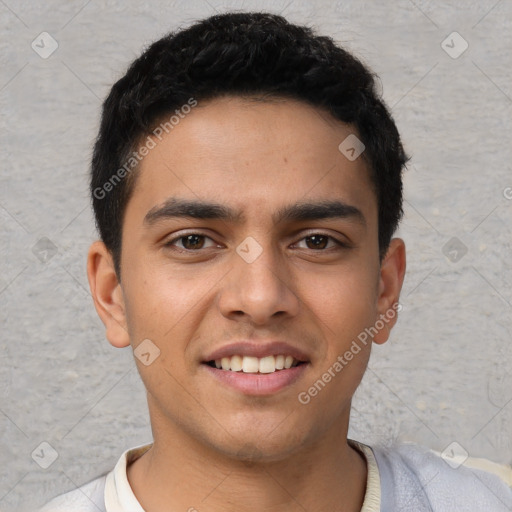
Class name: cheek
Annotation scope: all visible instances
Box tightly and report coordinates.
[122,258,204,338]
[298,262,379,345]
[297,270,376,417]
[121,269,202,403]
[121,261,226,380]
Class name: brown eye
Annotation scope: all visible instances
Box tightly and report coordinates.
[180,234,205,250]
[294,232,350,253]
[165,233,217,251]
[304,235,329,250]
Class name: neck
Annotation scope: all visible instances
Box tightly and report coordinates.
[127,412,367,512]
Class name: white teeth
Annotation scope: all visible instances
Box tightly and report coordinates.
[211,354,302,373]
[259,355,276,374]
[242,356,259,373]
[230,355,243,372]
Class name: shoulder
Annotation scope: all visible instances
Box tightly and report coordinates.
[38,474,107,512]
[37,443,152,512]
[371,441,512,511]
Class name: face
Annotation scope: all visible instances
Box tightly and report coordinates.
[88,96,405,462]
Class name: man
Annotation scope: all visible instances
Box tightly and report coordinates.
[40,11,512,512]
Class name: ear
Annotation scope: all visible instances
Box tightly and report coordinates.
[86,240,130,348]
[373,238,406,345]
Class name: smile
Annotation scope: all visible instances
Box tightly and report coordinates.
[206,354,304,373]
[202,357,309,395]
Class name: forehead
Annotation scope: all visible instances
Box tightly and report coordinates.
[127,96,377,225]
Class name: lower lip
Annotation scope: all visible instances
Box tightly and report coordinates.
[202,363,309,395]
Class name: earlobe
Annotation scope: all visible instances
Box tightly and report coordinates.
[86,240,131,348]
[373,238,406,345]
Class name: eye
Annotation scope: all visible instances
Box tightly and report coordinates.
[294,233,345,250]
[165,233,218,251]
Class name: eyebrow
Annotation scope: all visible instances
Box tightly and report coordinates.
[143,197,366,227]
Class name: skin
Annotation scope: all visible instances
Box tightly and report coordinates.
[87,96,406,512]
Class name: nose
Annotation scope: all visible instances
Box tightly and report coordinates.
[217,239,300,326]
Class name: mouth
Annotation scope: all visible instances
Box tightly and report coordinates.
[203,354,307,374]
[201,342,311,395]
[202,354,310,395]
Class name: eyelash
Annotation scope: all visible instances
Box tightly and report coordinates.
[164,231,348,252]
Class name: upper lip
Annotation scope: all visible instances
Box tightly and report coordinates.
[203,341,310,363]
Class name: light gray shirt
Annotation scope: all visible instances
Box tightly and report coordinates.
[39,440,512,511]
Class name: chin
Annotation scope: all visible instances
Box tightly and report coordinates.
[208,426,310,464]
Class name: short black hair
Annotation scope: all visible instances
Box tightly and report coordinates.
[90,11,408,278]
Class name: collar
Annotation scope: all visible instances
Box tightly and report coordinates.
[104,439,381,512]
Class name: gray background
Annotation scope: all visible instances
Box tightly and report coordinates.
[1,0,511,510]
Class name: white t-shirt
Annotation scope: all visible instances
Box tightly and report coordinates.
[39,440,512,511]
